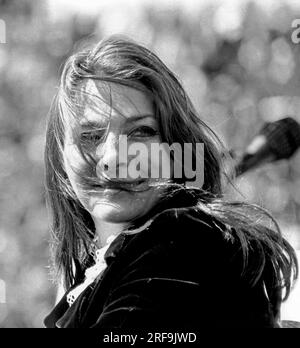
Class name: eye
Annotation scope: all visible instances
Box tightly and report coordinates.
[80,130,105,145]
[129,126,158,138]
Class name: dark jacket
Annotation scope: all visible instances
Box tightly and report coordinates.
[44,208,281,328]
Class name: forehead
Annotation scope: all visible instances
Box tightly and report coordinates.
[76,80,154,126]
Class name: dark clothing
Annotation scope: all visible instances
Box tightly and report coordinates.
[44,208,281,328]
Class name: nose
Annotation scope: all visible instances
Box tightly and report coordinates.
[95,133,128,181]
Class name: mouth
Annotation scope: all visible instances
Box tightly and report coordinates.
[94,177,150,192]
[117,179,151,192]
[119,179,147,188]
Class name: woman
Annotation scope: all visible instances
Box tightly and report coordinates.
[44,35,298,328]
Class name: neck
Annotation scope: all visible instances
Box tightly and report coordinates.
[93,219,130,247]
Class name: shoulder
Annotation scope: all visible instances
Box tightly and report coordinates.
[100,207,278,328]
[123,207,237,262]
[109,207,239,285]
[97,208,229,328]
[113,206,277,297]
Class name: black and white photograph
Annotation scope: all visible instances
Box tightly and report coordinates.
[0,0,300,332]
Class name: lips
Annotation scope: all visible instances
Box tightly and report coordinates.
[118,178,146,187]
[96,174,149,192]
[116,179,149,192]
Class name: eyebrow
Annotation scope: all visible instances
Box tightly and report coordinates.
[126,114,155,122]
[79,114,155,128]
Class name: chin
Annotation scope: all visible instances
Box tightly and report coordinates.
[87,190,156,223]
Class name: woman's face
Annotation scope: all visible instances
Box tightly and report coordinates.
[63,80,172,224]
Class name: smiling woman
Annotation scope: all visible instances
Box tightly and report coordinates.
[62,81,170,239]
[44,35,298,328]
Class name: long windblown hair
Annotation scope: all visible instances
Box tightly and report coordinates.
[44,35,298,300]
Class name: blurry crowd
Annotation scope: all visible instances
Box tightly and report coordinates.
[0,0,300,327]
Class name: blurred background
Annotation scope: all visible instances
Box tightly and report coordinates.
[0,0,300,327]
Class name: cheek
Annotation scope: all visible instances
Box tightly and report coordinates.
[148,144,173,180]
[64,144,79,177]
[63,144,88,197]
